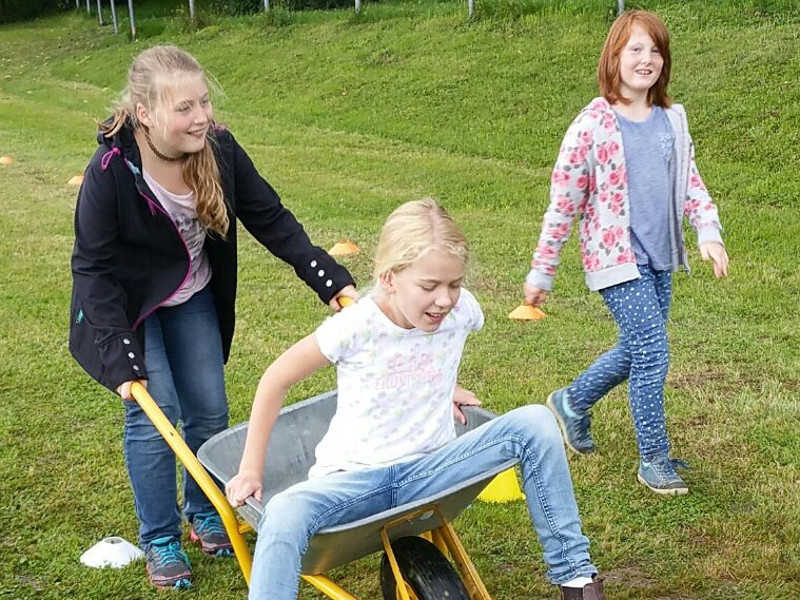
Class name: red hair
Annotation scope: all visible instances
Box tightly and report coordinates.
[597,10,672,107]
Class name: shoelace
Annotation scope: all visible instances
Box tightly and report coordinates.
[149,538,191,570]
[652,457,690,479]
[193,512,226,537]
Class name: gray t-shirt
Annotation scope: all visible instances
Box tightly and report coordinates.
[616,106,675,270]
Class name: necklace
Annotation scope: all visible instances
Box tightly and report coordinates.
[143,128,187,162]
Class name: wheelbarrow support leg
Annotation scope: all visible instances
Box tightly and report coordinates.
[432,519,493,600]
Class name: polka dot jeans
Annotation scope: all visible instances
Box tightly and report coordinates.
[568,264,672,460]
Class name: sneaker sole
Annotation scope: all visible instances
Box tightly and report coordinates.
[150,578,193,590]
[637,473,689,496]
[546,392,594,456]
[147,568,193,590]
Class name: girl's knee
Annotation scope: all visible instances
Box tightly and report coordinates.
[258,492,313,540]
[509,405,561,443]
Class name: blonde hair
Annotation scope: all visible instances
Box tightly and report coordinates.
[373,198,469,283]
[101,45,229,237]
[598,10,672,108]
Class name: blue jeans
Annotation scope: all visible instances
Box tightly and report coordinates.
[568,265,672,460]
[249,405,596,599]
[123,286,229,547]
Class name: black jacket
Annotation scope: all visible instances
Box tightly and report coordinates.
[70,123,355,392]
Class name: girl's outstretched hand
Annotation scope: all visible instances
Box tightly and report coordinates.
[453,384,481,425]
[523,282,549,307]
[699,242,729,278]
[329,285,359,311]
[225,471,263,507]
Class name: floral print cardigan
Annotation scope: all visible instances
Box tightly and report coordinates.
[526,97,724,292]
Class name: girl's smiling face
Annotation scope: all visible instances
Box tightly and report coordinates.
[618,25,664,102]
[140,73,213,157]
[379,248,465,332]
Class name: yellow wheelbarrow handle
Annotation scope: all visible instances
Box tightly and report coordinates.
[130,382,253,585]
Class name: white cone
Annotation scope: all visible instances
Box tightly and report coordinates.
[80,536,144,568]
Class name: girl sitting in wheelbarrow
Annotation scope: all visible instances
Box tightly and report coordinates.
[226,198,607,600]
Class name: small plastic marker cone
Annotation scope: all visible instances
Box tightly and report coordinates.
[68,174,84,186]
[508,304,546,320]
[0,156,14,165]
[478,468,525,503]
[80,536,144,568]
[328,240,360,256]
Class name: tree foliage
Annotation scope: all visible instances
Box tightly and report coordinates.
[0,0,68,24]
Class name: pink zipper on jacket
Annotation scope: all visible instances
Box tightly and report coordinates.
[130,188,194,332]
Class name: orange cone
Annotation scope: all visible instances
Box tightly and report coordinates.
[0,156,14,165]
[508,304,546,320]
[328,240,360,256]
[68,174,84,186]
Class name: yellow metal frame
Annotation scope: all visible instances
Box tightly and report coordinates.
[132,381,494,599]
[378,505,492,600]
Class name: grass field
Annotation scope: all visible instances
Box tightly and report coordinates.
[1,0,799,598]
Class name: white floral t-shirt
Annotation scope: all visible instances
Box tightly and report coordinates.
[310,288,484,478]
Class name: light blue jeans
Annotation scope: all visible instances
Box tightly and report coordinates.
[123,286,229,548]
[568,264,672,460]
[249,405,596,599]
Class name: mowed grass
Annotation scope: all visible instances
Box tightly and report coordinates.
[1,1,799,598]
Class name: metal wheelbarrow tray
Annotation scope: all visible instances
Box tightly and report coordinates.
[132,382,519,600]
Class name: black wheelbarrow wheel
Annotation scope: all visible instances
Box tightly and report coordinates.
[379,536,470,600]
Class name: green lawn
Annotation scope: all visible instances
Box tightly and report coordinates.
[1,1,799,598]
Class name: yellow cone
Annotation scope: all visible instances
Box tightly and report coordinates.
[478,468,525,503]
[508,304,546,320]
[68,174,84,186]
[0,156,14,165]
[328,240,360,256]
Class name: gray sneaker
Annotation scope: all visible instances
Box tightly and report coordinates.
[190,511,234,557]
[637,455,690,496]
[145,536,192,589]
[546,388,595,454]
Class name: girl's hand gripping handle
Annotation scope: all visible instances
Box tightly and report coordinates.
[225,471,263,507]
[328,285,359,312]
[330,288,358,311]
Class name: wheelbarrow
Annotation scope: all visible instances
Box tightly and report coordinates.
[130,383,521,600]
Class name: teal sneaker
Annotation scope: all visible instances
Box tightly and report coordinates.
[145,536,192,590]
[546,388,596,454]
[190,512,234,557]
[637,456,690,496]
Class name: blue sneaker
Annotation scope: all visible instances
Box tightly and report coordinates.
[637,456,690,496]
[145,536,192,590]
[190,512,234,557]
[546,388,595,454]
